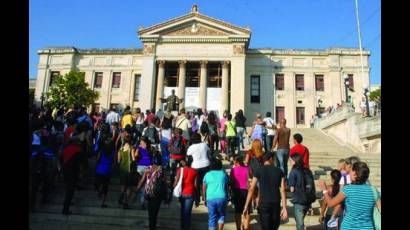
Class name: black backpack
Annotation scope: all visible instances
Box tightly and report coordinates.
[144,126,159,144]
[294,168,316,205]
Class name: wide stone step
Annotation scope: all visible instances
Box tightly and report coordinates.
[37,186,325,210]
[30,212,326,230]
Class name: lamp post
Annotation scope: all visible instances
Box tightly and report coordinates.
[344,74,350,103]
[364,88,370,117]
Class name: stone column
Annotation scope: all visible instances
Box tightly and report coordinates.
[221,61,230,114]
[178,60,187,109]
[139,53,156,111]
[155,60,166,110]
[199,60,208,110]
[128,71,135,109]
[106,71,113,109]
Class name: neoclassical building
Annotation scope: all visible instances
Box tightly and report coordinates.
[34,5,370,128]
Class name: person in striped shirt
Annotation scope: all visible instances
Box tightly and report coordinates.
[319,161,381,230]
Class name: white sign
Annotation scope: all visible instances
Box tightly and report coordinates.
[163,87,222,114]
[207,88,222,115]
[185,87,200,110]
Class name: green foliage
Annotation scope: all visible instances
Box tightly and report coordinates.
[369,87,381,101]
[45,71,99,110]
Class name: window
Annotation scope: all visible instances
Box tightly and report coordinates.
[250,75,260,103]
[112,72,121,88]
[275,74,284,90]
[276,107,285,124]
[164,62,178,87]
[295,74,304,91]
[315,75,324,91]
[49,71,60,86]
[134,74,141,101]
[186,63,200,87]
[207,62,222,88]
[296,107,305,125]
[94,72,103,88]
[348,74,354,90]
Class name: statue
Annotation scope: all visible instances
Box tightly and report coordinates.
[160,89,183,111]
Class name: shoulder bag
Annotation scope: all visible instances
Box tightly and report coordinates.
[173,167,184,197]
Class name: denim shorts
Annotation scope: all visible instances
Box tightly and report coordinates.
[207,198,227,229]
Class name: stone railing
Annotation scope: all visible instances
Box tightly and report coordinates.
[314,104,381,154]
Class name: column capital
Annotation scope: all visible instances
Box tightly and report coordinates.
[178,60,187,67]
[222,60,230,68]
[157,60,166,67]
[200,60,208,67]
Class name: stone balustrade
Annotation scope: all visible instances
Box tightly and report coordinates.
[314,104,381,154]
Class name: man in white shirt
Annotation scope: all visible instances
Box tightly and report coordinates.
[105,108,120,126]
[175,108,192,142]
[263,112,276,153]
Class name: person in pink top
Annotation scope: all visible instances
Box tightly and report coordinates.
[218,110,228,157]
[230,155,251,230]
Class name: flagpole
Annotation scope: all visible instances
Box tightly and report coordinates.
[354,0,367,89]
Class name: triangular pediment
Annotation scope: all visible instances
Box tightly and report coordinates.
[138,8,251,38]
[161,22,230,36]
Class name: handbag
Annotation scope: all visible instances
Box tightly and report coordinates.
[173,167,184,197]
[371,186,381,230]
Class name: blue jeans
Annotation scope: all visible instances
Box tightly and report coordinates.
[276,149,289,180]
[264,135,274,153]
[236,127,245,151]
[179,195,194,230]
[207,198,227,230]
[294,203,309,230]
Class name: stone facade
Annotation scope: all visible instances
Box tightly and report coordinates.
[34,5,370,128]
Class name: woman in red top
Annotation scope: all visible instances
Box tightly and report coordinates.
[173,156,197,230]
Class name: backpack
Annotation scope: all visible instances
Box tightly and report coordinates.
[249,156,262,175]
[168,136,185,155]
[294,168,316,205]
[144,126,159,144]
[144,167,166,200]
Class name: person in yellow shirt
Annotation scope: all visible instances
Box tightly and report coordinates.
[121,110,134,129]
[224,113,237,162]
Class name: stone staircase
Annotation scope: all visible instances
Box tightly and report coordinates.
[29,128,381,230]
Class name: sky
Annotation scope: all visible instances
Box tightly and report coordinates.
[29,0,381,85]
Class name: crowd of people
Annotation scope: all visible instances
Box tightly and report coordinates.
[29,105,380,230]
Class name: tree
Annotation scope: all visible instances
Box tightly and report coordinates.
[45,71,99,110]
[369,87,381,101]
